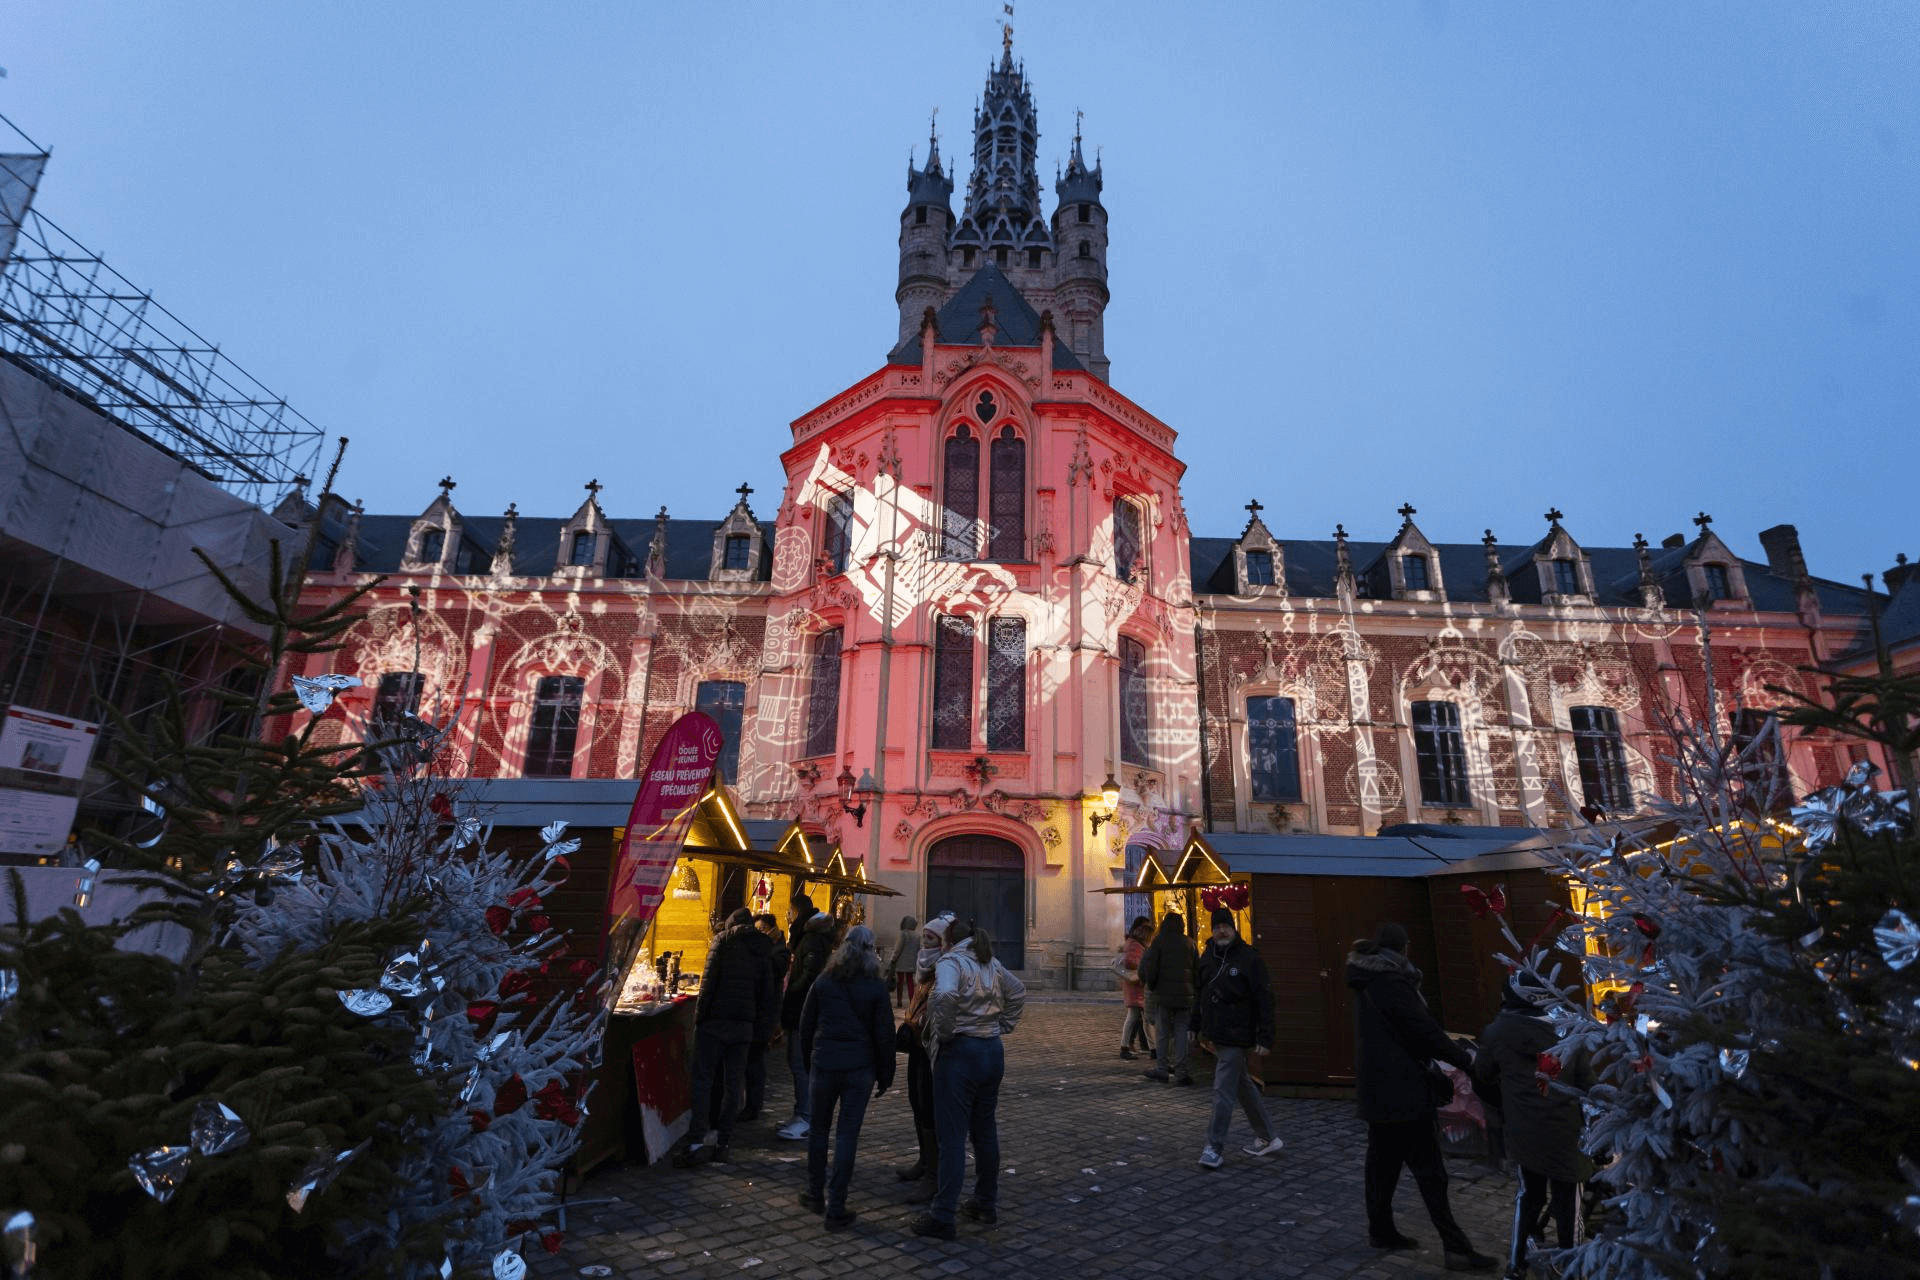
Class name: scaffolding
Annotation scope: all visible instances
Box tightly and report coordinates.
[1,123,323,506]
[0,113,326,860]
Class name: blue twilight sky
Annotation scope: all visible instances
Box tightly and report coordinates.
[4,2,1915,585]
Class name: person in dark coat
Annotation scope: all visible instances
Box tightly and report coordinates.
[1192,907,1284,1167]
[1347,921,1497,1272]
[738,912,788,1121]
[673,909,777,1166]
[797,925,896,1228]
[893,913,952,1201]
[1474,973,1595,1276]
[777,904,838,1140]
[1137,911,1198,1085]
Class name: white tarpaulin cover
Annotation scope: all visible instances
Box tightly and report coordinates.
[0,152,45,266]
[0,865,191,960]
[0,356,290,635]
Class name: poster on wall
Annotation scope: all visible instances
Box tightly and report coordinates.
[0,707,100,856]
[603,711,724,976]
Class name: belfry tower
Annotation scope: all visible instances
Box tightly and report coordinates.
[893,39,1111,379]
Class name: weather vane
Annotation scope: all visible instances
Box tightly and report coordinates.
[1002,1,1014,56]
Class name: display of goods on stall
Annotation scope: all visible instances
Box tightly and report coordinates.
[1200,883,1251,912]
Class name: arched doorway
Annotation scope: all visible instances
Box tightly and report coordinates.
[925,835,1026,970]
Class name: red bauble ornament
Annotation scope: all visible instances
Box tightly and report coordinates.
[494,1073,528,1117]
[484,905,512,935]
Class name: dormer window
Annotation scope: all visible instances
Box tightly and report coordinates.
[1402,554,1430,592]
[1552,559,1580,595]
[570,530,595,567]
[418,528,444,565]
[1244,550,1275,586]
[724,535,753,572]
[1704,564,1732,600]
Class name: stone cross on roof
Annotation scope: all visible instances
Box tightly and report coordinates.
[1544,507,1564,526]
[584,478,603,499]
[437,476,456,499]
[736,482,754,502]
[1396,503,1416,523]
[1246,498,1263,518]
[1693,511,1714,530]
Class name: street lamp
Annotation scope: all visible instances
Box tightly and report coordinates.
[838,766,876,828]
[1088,773,1122,836]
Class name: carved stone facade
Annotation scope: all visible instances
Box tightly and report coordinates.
[286,41,1891,987]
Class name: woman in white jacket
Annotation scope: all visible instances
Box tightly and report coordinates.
[910,918,1025,1241]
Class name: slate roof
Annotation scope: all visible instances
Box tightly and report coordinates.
[1198,831,1529,879]
[335,514,772,582]
[886,262,1086,371]
[1190,533,1878,617]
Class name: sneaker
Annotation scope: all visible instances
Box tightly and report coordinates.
[1444,1250,1499,1273]
[1119,1048,1137,1060]
[1369,1231,1420,1250]
[776,1117,810,1141]
[1141,1069,1170,1083]
[910,1213,957,1240]
[1242,1136,1285,1157]
[823,1209,857,1230]
[1175,1074,1196,1087]
[961,1199,997,1225]
[798,1191,823,1213]
[1197,1145,1224,1169]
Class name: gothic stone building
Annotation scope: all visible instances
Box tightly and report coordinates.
[287,47,1891,985]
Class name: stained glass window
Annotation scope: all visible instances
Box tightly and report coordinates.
[821,490,853,576]
[1113,498,1142,583]
[986,616,1026,752]
[1119,635,1148,766]
[932,615,975,750]
[803,629,841,758]
[524,675,585,777]
[696,680,747,783]
[987,426,1025,561]
[1247,696,1301,802]
[1244,549,1274,587]
[975,390,997,423]
[1412,700,1471,807]
[941,426,979,560]
[1571,705,1631,812]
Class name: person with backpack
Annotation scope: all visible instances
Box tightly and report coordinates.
[1347,921,1497,1272]
[1138,911,1198,1086]
[778,898,838,1140]
[911,918,1025,1241]
[1474,972,1595,1278]
[796,925,896,1229]
[1192,907,1285,1168]
[672,909,777,1166]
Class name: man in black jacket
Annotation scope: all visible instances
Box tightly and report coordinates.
[1193,907,1284,1168]
[676,908,777,1166]
[1347,921,1496,1272]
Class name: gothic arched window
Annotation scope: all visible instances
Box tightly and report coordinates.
[1113,497,1144,583]
[1119,635,1148,766]
[931,614,975,750]
[821,489,853,576]
[803,628,842,758]
[987,426,1025,561]
[940,425,979,561]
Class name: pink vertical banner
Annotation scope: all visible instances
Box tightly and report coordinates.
[605,712,724,945]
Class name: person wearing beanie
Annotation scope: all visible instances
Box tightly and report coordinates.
[1347,921,1495,1271]
[1474,972,1595,1277]
[1192,906,1283,1169]
[673,908,777,1166]
[1138,911,1199,1085]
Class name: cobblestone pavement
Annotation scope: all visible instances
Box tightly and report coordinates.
[536,1001,1516,1280]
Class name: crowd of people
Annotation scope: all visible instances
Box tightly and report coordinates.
[672,899,1588,1277]
[671,897,1025,1238]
